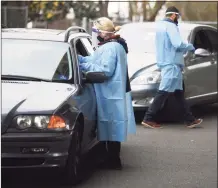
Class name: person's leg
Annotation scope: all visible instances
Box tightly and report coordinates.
[96,141,108,166]
[174,90,203,128]
[97,141,122,170]
[142,90,170,128]
[106,141,122,170]
[174,90,195,122]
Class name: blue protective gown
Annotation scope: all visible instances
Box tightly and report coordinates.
[79,42,136,142]
[156,19,195,92]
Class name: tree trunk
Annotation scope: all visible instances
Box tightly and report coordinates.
[129,2,133,21]
[142,1,147,21]
[148,1,166,21]
[99,0,109,17]
[129,1,138,22]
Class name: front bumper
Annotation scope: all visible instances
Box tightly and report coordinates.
[131,83,159,110]
[1,131,73,169]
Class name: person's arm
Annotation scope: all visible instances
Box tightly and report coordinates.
[167,24,195,52]
[79,48,116,78]
[78,54,94,64]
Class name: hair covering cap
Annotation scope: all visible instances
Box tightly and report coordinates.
[165,6,180,15]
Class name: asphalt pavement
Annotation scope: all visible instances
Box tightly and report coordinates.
[2,104,217,188]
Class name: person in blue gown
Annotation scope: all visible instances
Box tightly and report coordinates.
[78,17,136,169]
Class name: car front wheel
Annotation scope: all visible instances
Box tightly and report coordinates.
[63,122,82,185]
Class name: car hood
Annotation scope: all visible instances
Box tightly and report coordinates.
[127,52,158,78]
[2,81,77,119]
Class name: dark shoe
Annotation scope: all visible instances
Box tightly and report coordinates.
[98,157,122,170]
[187,118,203,128]
[109,157,122,170]
[141,121,162,129]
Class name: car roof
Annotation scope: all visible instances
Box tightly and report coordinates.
[1,28,90,42]
[121,22,216,31]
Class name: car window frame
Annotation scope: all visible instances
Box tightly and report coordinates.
[187,26,214,66]
[67,35,81,85]
[70,36,91,86]
[203,27,218,54]
[51,46,75,83]
[190,26,213,51]
[79,37,94,55]
[74,38,90,56]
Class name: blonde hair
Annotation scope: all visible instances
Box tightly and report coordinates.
[94,17,121,33]
[114,25,121,33]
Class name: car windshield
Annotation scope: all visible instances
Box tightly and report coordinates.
[119,24,192,53]
[2,39,73,82]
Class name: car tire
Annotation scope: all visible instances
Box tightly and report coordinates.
[63,122,82,185]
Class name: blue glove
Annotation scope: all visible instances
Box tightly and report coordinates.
[79,64,85,71]
[78,55,84,63]
[191,49,195,53]
[189,44,195,53]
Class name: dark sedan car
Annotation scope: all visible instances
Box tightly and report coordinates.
[1,27,106,185]
[118,22,217,111]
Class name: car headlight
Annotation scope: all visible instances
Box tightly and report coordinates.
[15,115,67,130]
[131,71,161,85]
[17,116,32,129]
[34,116,50,129]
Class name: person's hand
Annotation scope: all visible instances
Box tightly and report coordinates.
[190,49,195,53]
[189,44,195,53]
[79,64,84,70]
[180,64,184,72]
[78,55,84,63]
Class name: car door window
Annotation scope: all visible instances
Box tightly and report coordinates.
[74,38,89,57]
[52,47,73,81]
[193,30,212,52]
[204,29,218,53]
[80,38,94,55]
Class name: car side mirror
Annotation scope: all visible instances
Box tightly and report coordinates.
[194,48,210,57]
[83,71,108,83]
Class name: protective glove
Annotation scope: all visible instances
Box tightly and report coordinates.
[79,64,84,71]
[189,44,195,53]
[78,55,84,63]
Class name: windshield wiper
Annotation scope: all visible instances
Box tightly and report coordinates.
[1,75,51,82]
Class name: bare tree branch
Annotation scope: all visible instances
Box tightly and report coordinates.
[147,1,166,21]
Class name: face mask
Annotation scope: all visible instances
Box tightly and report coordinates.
[91,26,114,49]
[174,14,180,25]
[97,36,104,42]
[174,17,178,25]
